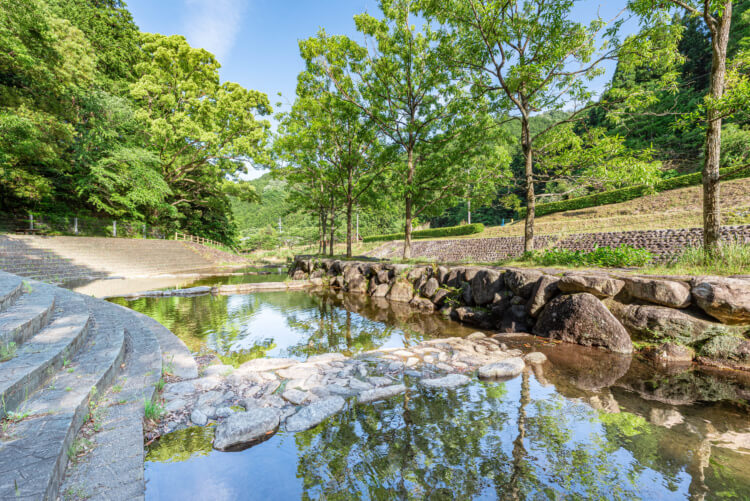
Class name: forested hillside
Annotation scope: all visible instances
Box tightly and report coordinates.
[0,0,270,244]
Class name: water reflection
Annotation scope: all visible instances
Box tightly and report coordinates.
[145,369,750,500]
[110,291,478,365]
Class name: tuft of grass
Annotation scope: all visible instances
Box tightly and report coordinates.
[648,242,750,276]
[0,342,17,362]
[144,398,164,421]
[155,378,165,393]
[520,245,654,268]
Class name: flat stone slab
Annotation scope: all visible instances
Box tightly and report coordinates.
[240,358,298,372]
[213,407,281,451]
[285,396,346,432]
[478,358,525,379]
[357,384,407,404]
[419,374,471,389]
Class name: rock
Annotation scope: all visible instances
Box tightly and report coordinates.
[307,353,348,364]
[419,374,471,389]
[437,266,450,284]
[213,407,281,451]
[505,269,544,298]
[282,388,311,405]
[421,277,440,298]
[699,335,750,370]
[461,283,473,305]
[163,381,196,397]
[372,283,391,297]
[347,273,369,294]
[190,408,208,426]
[164,399,187,413]
[623,277,691,308]
[526,275,560,317]
[240,358,297,372]
[202,364,234,377]
[610,302,728,345]
[277,364,320,380]
[285,396,346,432]
[558,273,625,298]
[646,343,694,363]
[500,305,530,333]
[411,296,435,311]
[348,378,374,391]
[692,276,750,325]
[452,306,493,329]
[478,358,525,379]
[471,269,504,306]
[534,293,633,354]
[388,361,405,372]
[191,376,223,392]
[197,390,225,407]
[292,270,307,280]
[326,384,358,397]
[523,352,547,364]
[215,407,233,418]
[467,332,486,340]
[358,384,407,404]
[368,376,393,387]
[388,279,415,303]
[444,268,466,288]
[432,289,452,307]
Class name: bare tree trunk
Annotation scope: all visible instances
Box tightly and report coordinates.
[702,2,733,255]
[329,200,336,257]
[321,210,327,256]
[346,167,354,258]
[403,148,415,259]
[522,117,535,253]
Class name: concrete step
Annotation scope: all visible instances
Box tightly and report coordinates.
[0,293,126,500]
[0,274,22,313]
[60,302,163,501]
[0,290,91,421]
[0,283,56,348]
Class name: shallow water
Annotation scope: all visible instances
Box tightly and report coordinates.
[110,289,750,500]
[110,290,475,366]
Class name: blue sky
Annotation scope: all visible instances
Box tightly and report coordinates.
[125,0,636,178]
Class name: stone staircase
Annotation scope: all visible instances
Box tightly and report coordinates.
[0,271,197,500]
[0,235,247,285]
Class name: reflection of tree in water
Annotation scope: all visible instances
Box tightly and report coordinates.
[146,426,215,463]
[283,294,399,358]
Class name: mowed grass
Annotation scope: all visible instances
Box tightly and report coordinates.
[462,177,750,239]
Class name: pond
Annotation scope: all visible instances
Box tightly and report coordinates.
[110,289,750,500]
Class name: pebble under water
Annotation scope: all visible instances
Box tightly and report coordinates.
[112,289,750,500]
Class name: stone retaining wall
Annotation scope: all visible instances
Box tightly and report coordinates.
[290,256,750,371]
[367,225,750,263]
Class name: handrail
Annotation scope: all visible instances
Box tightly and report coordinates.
[174,232,236,253]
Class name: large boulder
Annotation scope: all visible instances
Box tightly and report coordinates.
[558,273,625,298]
[609,302,729,345]
[500,305,530,333]
[444,268,466,288]
[471,269,504,306]
[452,306,493,329]
[526,275,560,317]
[504,269,544,298]
[387,279,415,303]
[375,269,391,284]
[692,276,750,325]
[622,277,691,308]
[213,407,281,451]
[372,283,391,297]
[410,297,435,312]
[534,293,633,354]
[346,272,368,295]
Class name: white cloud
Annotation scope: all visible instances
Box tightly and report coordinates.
[183,0,247,61]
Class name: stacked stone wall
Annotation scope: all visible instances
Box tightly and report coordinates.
[367,225,750,263]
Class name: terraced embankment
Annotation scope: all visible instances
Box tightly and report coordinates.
[0,235,248,285]
[0,271,197,500]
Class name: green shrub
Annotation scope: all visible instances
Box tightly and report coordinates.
[525,245,653,268]
[363,223,485,243]
[518,167,749,219]
[656,242,750,276]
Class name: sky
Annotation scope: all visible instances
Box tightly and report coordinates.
[125,0,638,178]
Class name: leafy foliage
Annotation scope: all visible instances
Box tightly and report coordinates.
[524,245,654,267]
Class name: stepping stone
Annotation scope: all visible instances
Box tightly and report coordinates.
[478,358,525,379]
[357,384,407,404]
[420,374,471,389]
[213,408,281,451]
[285,397,346,432]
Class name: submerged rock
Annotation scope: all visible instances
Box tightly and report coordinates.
[478,358,525,379]
[285,396,346,432]
[213,407,281,451]
[523,352,547,365]
[419,374,471,389]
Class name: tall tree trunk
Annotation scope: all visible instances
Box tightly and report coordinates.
[403,147,415,259]
[346,167,354,258]
[321,210,327,256]
[702,2,733,255]
[522,117,535,253]
[329,200,336,257]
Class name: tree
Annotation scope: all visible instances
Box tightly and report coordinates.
[422,0,665,252]
[130,33,272,243]
[300,0,508,259]
[629,0,737,253]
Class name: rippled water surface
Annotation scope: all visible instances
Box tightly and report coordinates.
[110,289,750,500]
